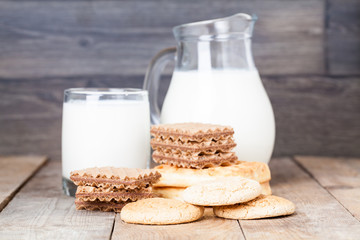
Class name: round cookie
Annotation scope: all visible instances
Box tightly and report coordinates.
[213,195,296,219]
[120,198,204,225]
[182,177,261,206]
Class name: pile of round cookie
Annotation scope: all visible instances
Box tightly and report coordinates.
[120,123,295,225]
[121,176,295,225]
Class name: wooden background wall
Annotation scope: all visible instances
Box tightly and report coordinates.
[0,0,359,161]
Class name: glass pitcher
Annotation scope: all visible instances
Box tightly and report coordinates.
[143,13,275,163]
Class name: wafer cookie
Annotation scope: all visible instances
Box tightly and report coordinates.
[75,186,157,202]
[70,167,161,189]
[151,139,236,152]
[152,151,237,169]
[150,123,234,142]
[75,199,127,213]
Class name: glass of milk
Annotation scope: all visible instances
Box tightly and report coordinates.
[62,88,150,196]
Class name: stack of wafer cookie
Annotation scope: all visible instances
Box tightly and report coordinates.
[150,123,272,200]
[70,167,161,212]
[151,123,238,168]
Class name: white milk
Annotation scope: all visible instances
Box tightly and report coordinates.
[160,70,275,163]
[62,99,150,179]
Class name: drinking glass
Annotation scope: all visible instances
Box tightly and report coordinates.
[62,88,150,196]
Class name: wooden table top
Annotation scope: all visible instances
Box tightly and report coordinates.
[0,156,359,239]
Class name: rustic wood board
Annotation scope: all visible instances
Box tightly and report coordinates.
[0,155,47,211]
[295,156,360,221]
[327,0,360,74]
[0,161,115,239]
[113,208,244,240]
[1,157,360,239]
[1,76,359,161]
[262,76,360,157]
[328,188,360,221]
[0,0,324,78]
[238,158,360,239]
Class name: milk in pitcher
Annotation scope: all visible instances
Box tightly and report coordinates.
[160,69,275,163]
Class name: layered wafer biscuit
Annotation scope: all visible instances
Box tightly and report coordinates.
[153,161,271,187]
[71,167,161,213]
[152,151,237,169]
[150,123,238,168]
[75,199,127,213]
[150,123,235,142]
[150,139,236,153]
[70,167,161,189]
[75,186,157,202]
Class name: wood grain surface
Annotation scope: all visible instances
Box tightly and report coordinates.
[1,157,360,239]
[1,75,359,161]
[327,0,360,74]
[295,156,360,221]
[113,208,244,240]
[0,0,359,159]
[0,161,115,240]
[0,0,324,78]
[0,155,47,211]
[239,158,360,239]
[0,157,359,239]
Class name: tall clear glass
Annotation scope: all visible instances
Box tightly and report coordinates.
[62,88,150,196]
[144,13,275,164]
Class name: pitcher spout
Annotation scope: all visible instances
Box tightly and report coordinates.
[173,13,257,41]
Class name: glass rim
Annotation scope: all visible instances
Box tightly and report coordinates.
[64,88,148,96]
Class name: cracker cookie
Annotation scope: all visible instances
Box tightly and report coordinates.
[153,161,271,188]
[213,195,295,219]
[153,181,271,200]
[121,198,204,225]
[183,177,261,206]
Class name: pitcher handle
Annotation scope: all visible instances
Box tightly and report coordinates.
[143,47,176,125]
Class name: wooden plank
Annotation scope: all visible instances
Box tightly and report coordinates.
[327,0,360,75]
[0,0,324,78]
[1,75,359,160]
[294,156,360,188]
[239,158,360,239]
[0,76,144,161]
[295,156,360,221]
[112,207,244,240]
[328,188,360,221]
[0,155,47,211]
[263,76,360,157]
[0,161,115,239]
